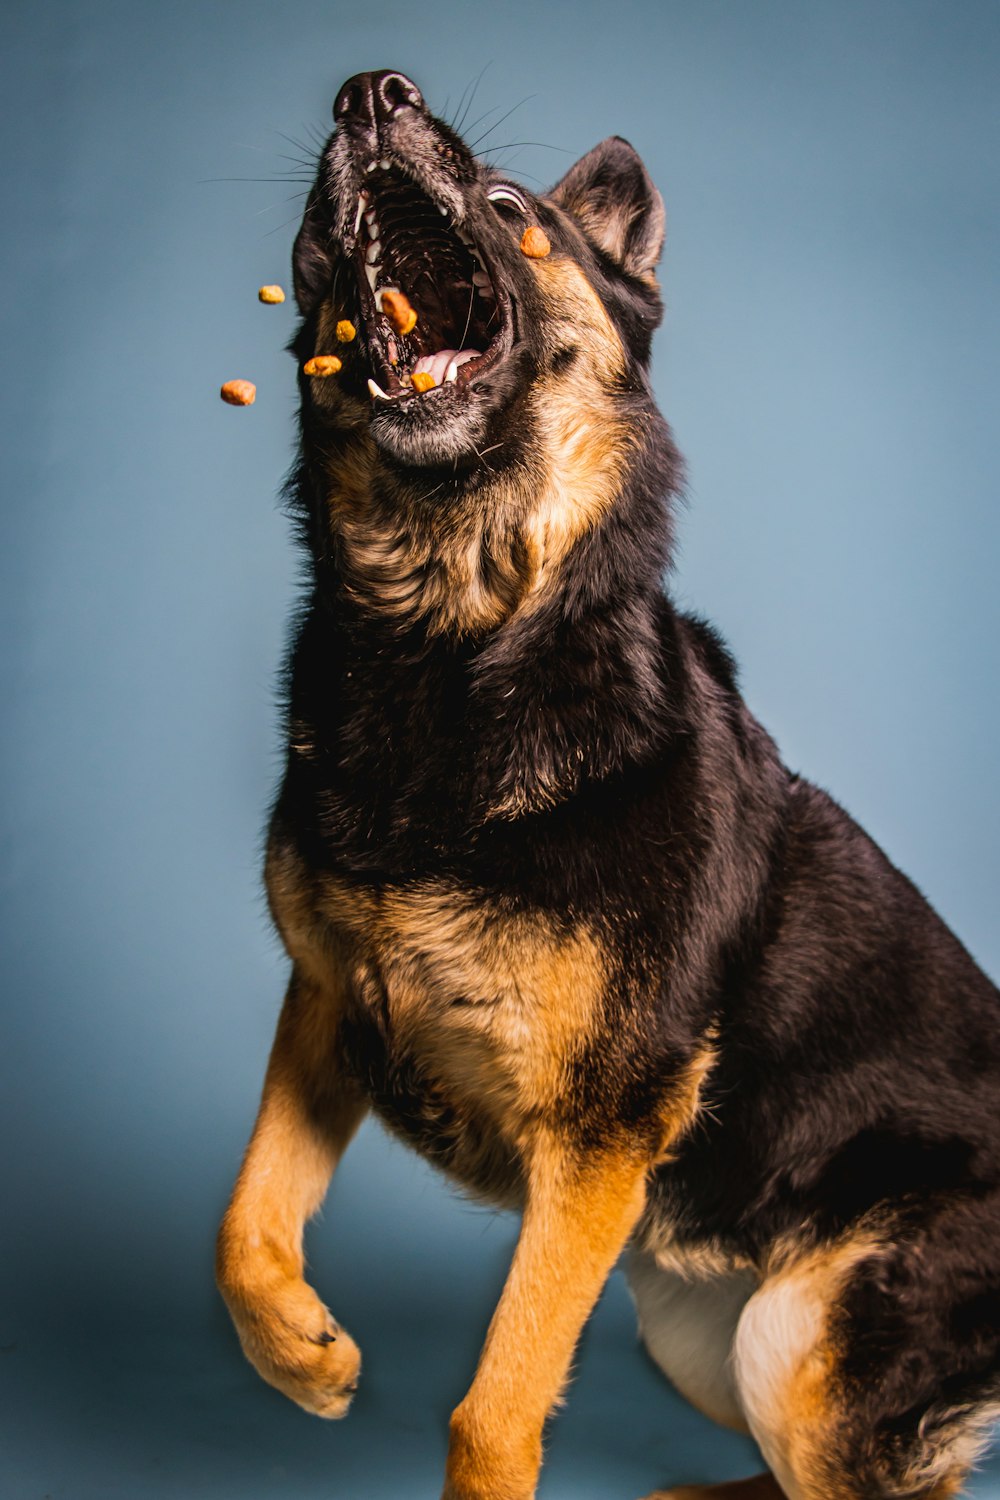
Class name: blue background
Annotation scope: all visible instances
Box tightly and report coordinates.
[2,1,998,1495]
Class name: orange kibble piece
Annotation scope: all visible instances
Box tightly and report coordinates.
[380,289,418,337]
[303,355,342,377]
[220,379,256,406]
[335,319,356,342]
[258,284,285,303]
[411,371,435,393]
[520,225,551,259]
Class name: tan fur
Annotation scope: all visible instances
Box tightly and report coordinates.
[216,966,367,1417]
[314,251,634,640]
[642,1478,783,1500]
[443,1134,652,1500]
[268,843,607,1148]
[729,1230,969,1500]
[255,840,729,1491]
[641,1477,962,1500]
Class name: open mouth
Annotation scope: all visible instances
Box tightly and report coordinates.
[345,163,515,404]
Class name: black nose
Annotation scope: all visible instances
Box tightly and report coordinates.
[334,70,424,133]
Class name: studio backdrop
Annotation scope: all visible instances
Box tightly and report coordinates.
[1,2,998,1496]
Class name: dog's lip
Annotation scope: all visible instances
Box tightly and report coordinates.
[336,159,516,410]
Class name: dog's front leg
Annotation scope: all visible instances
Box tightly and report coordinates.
[216,964,367,1417]
[443,1134,650,1500]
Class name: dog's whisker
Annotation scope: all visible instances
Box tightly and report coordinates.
[452,61,492,134]
[252,189,311,219]
[467,96,535,152]
[477,141,572,155]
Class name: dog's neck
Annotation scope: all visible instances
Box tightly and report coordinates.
[284,415,687,857]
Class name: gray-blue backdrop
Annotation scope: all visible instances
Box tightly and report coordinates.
[2,1,998,1496]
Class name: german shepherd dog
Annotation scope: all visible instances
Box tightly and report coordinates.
[217,70,1000,1499]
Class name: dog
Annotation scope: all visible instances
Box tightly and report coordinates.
[216,69,1000,1500]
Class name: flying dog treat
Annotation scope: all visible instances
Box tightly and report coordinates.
[220,379,256,406]
[258,284,285,304]
[335,319,356,342]
[380,289,418,337]
[303,355,342,377]
[520,226,551,259]
[410,371,435,393]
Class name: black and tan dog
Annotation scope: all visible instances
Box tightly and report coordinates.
[216,70,1000,1499]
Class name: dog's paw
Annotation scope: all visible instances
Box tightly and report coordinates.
[222,1270,361,1418]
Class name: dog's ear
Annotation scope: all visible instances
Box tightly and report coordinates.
[550,136,665,280]
[292,194,334,314]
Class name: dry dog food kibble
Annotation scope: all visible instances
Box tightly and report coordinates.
[410,371,435,393]
[220,379,256,406]
[335,319,356,343]
[520,226,551,259]
[380,290,418,337]
[258,285,286,304]
[303,355,342,377]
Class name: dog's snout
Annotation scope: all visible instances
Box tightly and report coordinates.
[333,70,424,135]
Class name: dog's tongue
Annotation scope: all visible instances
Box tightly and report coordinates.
[412,348,480,386]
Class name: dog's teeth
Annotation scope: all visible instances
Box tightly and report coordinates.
[365,241,380,265]
[354,195,365,235]
[379,157,390,170]
[365,160,377,173]
[367,378,391,401]
[374,286,399,312]
[365,263,379,292]
[444,360,459,383]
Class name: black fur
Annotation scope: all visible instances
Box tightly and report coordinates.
[270,73,1000,1496]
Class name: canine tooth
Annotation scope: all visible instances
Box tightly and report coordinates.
[379,157,390,170]
[367,378,391,401]
[354,195,365,235]
[365,160,377,173]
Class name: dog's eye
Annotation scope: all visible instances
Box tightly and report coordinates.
[487,184,528,216]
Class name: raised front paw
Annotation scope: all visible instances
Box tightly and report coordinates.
[219,1265,361,1419]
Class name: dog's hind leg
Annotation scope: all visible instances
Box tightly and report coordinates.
[728,1213,993,1500]
[216,964,368,1417]
[442,1133,651,1500]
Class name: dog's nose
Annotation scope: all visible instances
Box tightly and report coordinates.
[334,71,424,135]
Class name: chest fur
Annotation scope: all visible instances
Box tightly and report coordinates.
[269,846,606,1152]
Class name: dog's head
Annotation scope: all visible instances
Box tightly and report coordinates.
[291,70,677,633]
